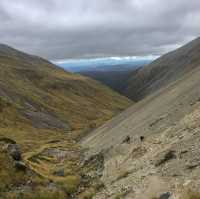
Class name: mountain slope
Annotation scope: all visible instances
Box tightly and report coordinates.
[126,37,200,101]
[82,38,200,198]
[79,69,136,95]
[0,44,132,136]
[0,44,132,198]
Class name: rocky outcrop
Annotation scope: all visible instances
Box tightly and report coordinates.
[83,152,105,179]
[0,138,29,172]
[6,143,22,161]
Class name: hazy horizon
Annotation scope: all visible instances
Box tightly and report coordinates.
[54,55,156,72]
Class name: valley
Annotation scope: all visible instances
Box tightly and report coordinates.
[1,1,199,199]
[0,38,200,199]
[0,44,132,198]
[79,70,135,96]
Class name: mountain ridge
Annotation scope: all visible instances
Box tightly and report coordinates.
[125,37,200,101]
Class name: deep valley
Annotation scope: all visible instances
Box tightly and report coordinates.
[1,37,200,199]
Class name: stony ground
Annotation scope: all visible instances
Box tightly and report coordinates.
[82,65,200,198]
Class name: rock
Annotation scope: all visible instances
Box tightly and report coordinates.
[53,168,65,177]
[186,162,200,170]
[83,152,104,178]
[7,144,22,161]
[190,102,195,106]
[122,136,131,144]
[179,150,188,158]
[155,150,176,166]
[14,161,27,171]
[158,192,172,199]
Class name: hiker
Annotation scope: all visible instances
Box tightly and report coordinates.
[140,136,144,142]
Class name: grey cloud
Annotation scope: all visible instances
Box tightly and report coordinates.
[0,0,199,59]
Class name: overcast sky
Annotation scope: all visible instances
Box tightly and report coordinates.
[0,0,200,59]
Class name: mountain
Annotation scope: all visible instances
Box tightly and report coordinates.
[55,57,152,72]
[125,37,200,101]
[56,57,154,99]
[82,37,200,198]
[78,38,200,101]
[0,44,132,135]
[80,69,137,95]
[0,44,132,198]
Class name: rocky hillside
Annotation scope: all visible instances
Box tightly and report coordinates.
[0,44,132,198]
[125,37,200,101]
[82,37,200,198]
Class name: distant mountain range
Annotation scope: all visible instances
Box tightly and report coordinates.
[54,56,155,72]
[55,56,155,97]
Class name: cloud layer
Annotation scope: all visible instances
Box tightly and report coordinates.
[0,0,200,59]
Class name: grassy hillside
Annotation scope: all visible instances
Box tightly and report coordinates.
[79,70,136,97]
[0,44,132,198]
[0,44,132,134]
[125,37,200,101]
